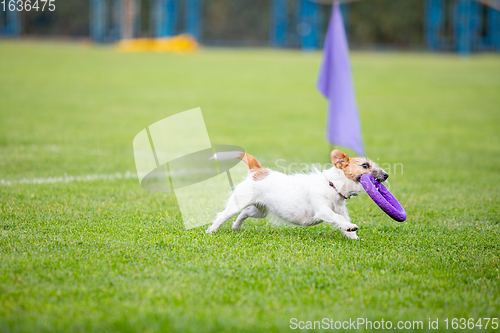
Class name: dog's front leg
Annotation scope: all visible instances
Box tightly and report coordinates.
[340,229,359,240]
[313,207,358,233]
[336,205,359,240]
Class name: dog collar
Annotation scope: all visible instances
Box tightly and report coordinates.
[329,181,348,200]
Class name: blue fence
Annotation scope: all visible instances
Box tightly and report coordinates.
[271,0,288,47]
[90,0,122,42]
[297,0,319,50]
[84,0,500,53]
[424,0,500,54]
[0,6,20,37]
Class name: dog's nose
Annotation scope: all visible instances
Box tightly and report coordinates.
[382,172,389,181]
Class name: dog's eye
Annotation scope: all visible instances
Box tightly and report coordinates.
[361,163,370,169]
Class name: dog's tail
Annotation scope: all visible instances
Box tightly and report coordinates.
[209,151,262,170]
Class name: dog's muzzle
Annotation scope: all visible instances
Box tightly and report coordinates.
[376,172,389,182]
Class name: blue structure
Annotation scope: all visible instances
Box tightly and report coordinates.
[86,0,497,53]
[455,0,473,54]
[90,0,122,42]
[185,0,202,39]
[425,0,500,54]
[153,0,202,38]
[271,0,288,47]
[88,0,337,49]
[270,1,349,50]
[424,0,444,50]
[154,0,177,37]
[0,6,20,37]
[489,5,500,50]
[297,0,319,50]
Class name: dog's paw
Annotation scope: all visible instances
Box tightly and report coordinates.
[343,223,358,232]
[206,225,218,234]
[342,231,359,240]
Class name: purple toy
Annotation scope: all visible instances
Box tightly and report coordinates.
[360,174,407,222]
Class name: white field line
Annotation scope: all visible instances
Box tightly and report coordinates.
[0,168,229,186]
[0,171,138,186]
[0,159,273,187]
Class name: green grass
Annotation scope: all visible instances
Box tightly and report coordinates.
[1,41,499,332]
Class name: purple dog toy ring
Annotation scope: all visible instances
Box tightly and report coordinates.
[360,174,407,222]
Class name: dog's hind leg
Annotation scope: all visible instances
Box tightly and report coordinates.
[206,181,256,234]
[232,205,267,231]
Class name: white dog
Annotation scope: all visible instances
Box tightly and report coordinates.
[206,149,388,240]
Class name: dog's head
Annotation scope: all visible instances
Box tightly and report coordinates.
[330,149,388,183]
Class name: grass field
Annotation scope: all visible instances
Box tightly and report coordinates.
[1,41,499,332]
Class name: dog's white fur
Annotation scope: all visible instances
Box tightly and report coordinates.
[206,150,388,240]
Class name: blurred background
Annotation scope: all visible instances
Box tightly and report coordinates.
[1,0,499,53]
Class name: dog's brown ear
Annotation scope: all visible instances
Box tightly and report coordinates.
[330,149,350,169]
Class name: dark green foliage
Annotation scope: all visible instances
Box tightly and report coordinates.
[22,0,89,36]
[349,0,424,47]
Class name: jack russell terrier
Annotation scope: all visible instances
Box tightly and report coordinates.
[206,149,388,240]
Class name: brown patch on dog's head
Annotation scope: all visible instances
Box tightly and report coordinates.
[331,150,389,182]
[330,150,350,169]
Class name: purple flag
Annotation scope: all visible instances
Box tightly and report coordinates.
[317,3,365,156]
